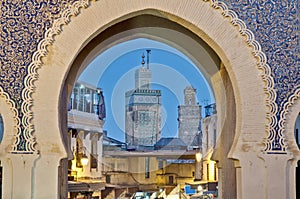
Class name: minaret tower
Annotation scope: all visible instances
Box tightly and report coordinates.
[178,86,202,146]
[125,50,162,147]
[135,53,151,90]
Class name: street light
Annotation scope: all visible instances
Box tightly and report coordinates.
[195,152,202,162]
[81,153,89,166]
[80,146,89,166]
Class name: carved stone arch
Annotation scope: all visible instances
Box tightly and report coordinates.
[31,0,268,197]
[284,88,300,157]
[33,0,267,157]
[0,89,19,155]
[281,88,300,199]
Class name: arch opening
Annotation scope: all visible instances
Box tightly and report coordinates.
[30,1,267,198]
[63,14,236,198]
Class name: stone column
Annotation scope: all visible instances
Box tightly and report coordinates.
[2,156,12,199]
[217,167,223,199]
[33,154,63,199]
[238,154,266,199]
[59,158,69,199]
[260,153,293,199]
[287,159,297,199]
[6,154,38,199]
[235,161,242,199]
[236,152,295,199]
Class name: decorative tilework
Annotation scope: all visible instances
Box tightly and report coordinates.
[0,0,298,154]
[208,0,280,153]
[0,0,77,152]
[223,0,299,152]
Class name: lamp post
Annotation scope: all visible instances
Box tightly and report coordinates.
[79,146,89,170]
[80,153,89,166]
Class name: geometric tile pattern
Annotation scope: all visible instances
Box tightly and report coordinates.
[226,0,299,153]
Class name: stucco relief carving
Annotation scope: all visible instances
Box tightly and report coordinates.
[279,88,300,148]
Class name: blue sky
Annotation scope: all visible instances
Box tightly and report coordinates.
[79,38,214,142]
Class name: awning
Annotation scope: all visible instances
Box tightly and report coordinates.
[186,181,208,186]
[68,181,105,192]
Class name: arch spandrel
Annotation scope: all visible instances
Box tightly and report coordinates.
[31,0,267,158]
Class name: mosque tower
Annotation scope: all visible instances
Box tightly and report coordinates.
[178,86,202,146]
[125,50,162,147]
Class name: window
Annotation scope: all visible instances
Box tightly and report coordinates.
[73,87,79,110]
[158,159,164,170]
[207,163,209,181]
[106,175,111,183]
[92,91,97,113]
[85,89,91,113]
[214,163,217,181]
[78,86,85,111]
[75,139,84,168]
[91,137,98,170]
[169,176,174,185]
[145,157,150,178]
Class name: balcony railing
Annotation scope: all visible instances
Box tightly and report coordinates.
[204,103,216,117]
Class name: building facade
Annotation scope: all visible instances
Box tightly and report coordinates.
[125,53,162,147]
[178,86,202,147]
[200,105,218,194]
[103,143,197,198]
[67,81,106,199]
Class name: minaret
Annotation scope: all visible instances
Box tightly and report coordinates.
[125,50,162,147]
[146,49,151,69]
[178,86,202,146]
[135,53,152,90]
[184,86,197,105]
